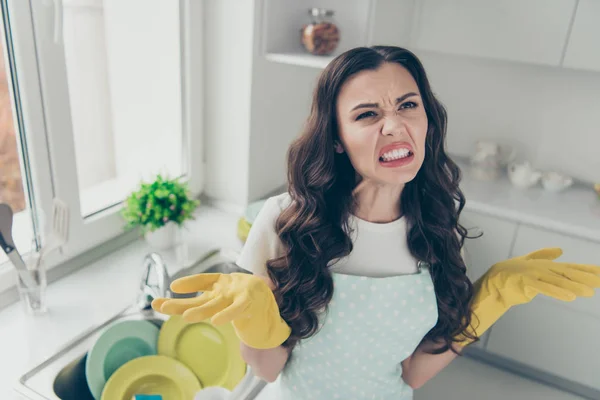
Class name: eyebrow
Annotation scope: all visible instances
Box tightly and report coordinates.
[350,92,419,112]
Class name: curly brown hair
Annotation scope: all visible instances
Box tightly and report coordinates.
[266,46,479,354]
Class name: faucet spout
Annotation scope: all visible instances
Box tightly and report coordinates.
[137,252,170,310]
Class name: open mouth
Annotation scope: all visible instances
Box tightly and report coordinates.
[379,148,414,166]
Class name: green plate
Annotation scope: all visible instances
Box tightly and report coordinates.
[101,355,201,400]
[158,315,246,390]
[85,320,159,399]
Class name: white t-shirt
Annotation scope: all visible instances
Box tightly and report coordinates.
[236,192,420,278]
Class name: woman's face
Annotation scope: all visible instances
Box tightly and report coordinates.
[336,62,428,187]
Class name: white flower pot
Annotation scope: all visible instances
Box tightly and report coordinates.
[144,221,179,250]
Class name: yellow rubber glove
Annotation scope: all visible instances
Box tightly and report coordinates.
[457,248,600,346]
[151,273,291,350]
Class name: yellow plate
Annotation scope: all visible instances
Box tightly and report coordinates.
[158,315,246,390]
[100,355,201,400]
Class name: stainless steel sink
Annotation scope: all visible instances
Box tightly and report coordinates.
[14,248,267,400]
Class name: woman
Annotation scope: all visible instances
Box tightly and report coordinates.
[153,46,600,399]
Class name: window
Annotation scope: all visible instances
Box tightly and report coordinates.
[0,0,203,291]
[0,41,25,215]
[0,28,35,272]
[62,0,187,217]
[0,2,48,296]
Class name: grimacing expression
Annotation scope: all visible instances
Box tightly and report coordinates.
[336,62,428,186]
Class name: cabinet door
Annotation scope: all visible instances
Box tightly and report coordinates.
[563,0,600,72]
[510,225,600,319]
[486,225,600,389]
[411,0,576,66]
[459,210,518,283]
[486,296,600,390]
[459,210,518,349]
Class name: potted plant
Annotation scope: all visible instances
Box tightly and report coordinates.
[122,175,200,249]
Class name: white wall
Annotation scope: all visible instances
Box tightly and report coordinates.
[202,0,255,208]
[415,50,600,183]
[247,58,320,201]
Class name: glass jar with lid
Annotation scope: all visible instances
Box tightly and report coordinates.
[301,8,340,56]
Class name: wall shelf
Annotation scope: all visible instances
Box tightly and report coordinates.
[262,0,374,67]
[264,52,333,69]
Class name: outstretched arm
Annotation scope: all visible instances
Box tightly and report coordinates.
[403,248,600,390]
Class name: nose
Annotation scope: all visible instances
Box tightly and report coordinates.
[380,114,405,137]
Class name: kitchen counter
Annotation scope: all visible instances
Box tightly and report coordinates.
[0,204,244,399]
[455,157,600,243]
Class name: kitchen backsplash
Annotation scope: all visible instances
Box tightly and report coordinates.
[417,50,600,184]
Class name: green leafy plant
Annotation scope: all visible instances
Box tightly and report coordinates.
[121,175,200,233]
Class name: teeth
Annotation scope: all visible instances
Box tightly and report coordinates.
[381,149,411,161]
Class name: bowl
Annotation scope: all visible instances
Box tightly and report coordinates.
[541,172,573,192]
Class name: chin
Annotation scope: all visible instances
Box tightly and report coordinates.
[392,172,419,185]
[377,161,423,185]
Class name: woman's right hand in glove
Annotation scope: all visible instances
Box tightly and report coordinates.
[151,272,291,350]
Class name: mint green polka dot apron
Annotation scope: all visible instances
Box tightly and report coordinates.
[271,263,438,400]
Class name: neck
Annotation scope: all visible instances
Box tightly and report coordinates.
[352,178,404,223]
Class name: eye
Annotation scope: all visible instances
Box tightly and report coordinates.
[356,111,377,121]
[399,101,418,110]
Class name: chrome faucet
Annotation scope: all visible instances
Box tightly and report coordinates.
[137,252,170,310]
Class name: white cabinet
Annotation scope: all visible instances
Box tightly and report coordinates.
[459,210,518,349]
[562,0,600,72]
[486,296,600,390]
[410,0,576,66]
[460,210,518,283]
[486,225,600,390]
[509,225,600,319]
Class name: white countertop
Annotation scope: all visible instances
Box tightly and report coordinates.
[455,158,600,243]
[0,204,244,399]
[1,164,598,399]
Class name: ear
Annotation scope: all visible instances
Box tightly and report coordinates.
[334,141,344,154]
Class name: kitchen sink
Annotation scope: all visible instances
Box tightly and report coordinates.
[14,248,267,400]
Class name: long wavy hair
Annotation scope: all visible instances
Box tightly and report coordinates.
[266,46,479,354]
